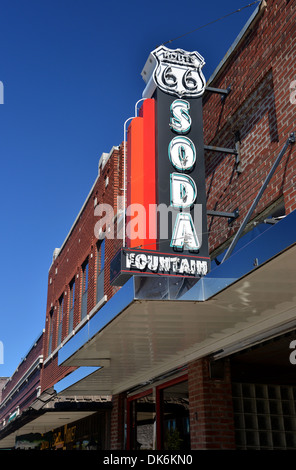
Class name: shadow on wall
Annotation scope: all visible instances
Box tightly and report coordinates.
[206,69,279,182]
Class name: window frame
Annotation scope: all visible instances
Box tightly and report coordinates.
[81,258,89,320]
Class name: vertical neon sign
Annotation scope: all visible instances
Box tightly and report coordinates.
[110,46,210,285]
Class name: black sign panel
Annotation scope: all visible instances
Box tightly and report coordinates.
[154,88,208,257]
[110,47,210,286]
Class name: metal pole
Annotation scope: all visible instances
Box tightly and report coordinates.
[135,98,146,117]
[122,99,147,248]
[221,132,295,263]
[204,144,238,155]
[123,117,134,248]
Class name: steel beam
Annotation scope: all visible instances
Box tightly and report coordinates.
[204,145,238,155]
[221,132,295,263]
[207,208,239,224]
[205,86,231,101]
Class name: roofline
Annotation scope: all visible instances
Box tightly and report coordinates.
[50,1,267,269]
[49,146,120,270]
[0,355,43,409]
[207,0,267,86]
[141,1,267,99]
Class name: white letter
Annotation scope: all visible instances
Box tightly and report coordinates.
[179,258,190,274]
[168,136,196,171]
[169,99,191,133]
[135,254,147,270]
[158,257,171,271]
[151,203,178,240]
[94,203,114,239]
[170,173,197,208]
[0,81,3,104]
[116,195,125,239]
[147,255,158,271]
[126,203,146,241]
[196,260,208,275]
[171,212,200,251]
[289,340,296,364]
[148,455,155,465]
[290,80,296,105]
[125,253,135,268]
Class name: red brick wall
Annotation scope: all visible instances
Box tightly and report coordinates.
[203,0,296,254]
[41,145,125,391]
[0,379,8,403]
[188,358,235,449]
[110,393,125,450]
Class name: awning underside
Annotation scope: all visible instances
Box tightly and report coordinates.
[57,243,296,397]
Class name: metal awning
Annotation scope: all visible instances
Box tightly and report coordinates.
[56,211,296,397]
[0,389,111,449]
[0,411,98,449]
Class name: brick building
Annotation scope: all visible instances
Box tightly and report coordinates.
[0,148,120,450]
[55,0,296,450]
[41,145,124,392]
[0,378,8,403]
[1,0,296,451]
[0,333,44,448]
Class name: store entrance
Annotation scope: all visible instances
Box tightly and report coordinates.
[158,380,190,451]
[127,376,189,450]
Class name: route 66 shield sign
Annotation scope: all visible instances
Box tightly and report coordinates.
[151,45,206,98]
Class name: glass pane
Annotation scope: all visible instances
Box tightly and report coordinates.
[129,393,156,450]
[83,262,89,292]
[97,269,105,302]
[100,240,105,271]
[81,291,88,319]
[48,333,52,355]
[69,307,74,333]
[70,280,75,309]
[162,380,190,451]
[58,323,62,345]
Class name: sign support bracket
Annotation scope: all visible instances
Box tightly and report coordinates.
[205,86,231,102]
[204,142,242,174]
[207,208,239,225]
[204,144,238,155]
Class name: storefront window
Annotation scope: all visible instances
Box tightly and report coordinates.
[127,376,190,450]
[128,391,156,450]
[160,380,190,451]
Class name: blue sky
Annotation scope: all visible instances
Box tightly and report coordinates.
[0,0,260,377]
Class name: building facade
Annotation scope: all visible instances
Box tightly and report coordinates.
[0,333,44,448]
[55,0,296,450]
[1,0,296,451]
